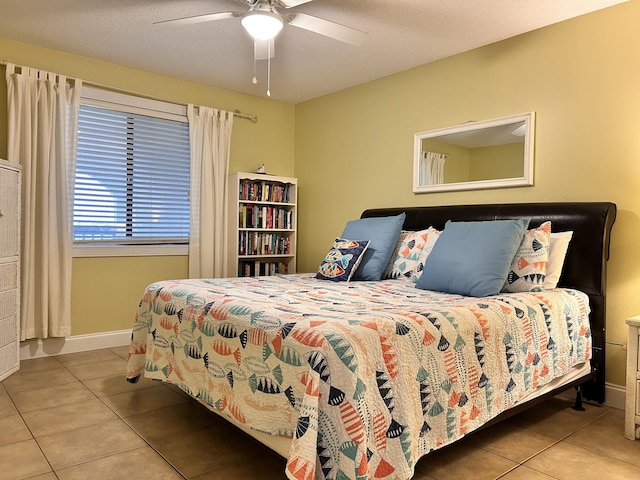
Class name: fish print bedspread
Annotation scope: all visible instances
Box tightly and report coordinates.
[126,274,591,480]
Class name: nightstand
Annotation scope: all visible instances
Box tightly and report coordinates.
[625,315,640,439]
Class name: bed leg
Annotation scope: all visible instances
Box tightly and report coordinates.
[571,385,586,411]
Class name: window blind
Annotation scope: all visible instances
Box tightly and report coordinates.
[73,102,190,243]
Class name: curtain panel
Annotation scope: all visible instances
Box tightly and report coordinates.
[187,105,234,279]
[421,151,447,186]
[5,63,81,340]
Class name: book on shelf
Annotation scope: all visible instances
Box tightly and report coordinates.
[238,231,291,256]
[239,179,292,203]
[238,205,293,230]
[239,260,289,277]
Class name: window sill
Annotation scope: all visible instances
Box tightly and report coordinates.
[73,244,188,258]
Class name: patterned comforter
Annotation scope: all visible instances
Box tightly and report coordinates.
[126,274,591,480]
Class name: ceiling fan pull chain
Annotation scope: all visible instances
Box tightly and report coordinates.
[252,39,258,84]
[266,39,272,97]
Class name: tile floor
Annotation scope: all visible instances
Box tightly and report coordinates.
[1,347,640,480]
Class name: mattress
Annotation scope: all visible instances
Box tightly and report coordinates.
[127,274,592,480]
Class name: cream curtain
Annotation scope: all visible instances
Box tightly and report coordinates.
[5,63,82,340]
[187,105,234,278]
[421,151,448,185]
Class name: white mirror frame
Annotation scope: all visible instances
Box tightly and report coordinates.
[413,112,535,194]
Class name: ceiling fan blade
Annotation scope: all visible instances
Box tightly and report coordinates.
[154,11,242,27]
[287,13,367,46]
[276,0,314,8]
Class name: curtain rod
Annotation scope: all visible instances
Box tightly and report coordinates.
[0,60,258,123]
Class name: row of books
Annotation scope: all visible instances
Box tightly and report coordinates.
[238,260,290,277]
[238,231,292,256]
[239,179,292,203]
[239,204,293,229]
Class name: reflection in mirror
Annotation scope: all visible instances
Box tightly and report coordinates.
[413,112,535,193]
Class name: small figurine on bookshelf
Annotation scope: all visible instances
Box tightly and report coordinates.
[254,164,266,174]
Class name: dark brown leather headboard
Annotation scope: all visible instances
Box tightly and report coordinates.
[361,202,617,403]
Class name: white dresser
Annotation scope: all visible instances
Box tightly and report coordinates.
[625,315,640,440]
[0,159,21,382]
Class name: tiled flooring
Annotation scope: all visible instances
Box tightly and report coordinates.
[2,347,640,480]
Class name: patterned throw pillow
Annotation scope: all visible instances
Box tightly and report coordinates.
[412,227,441,282]
[315,238,370,282]
[383,230,427,279]
[503,221,551,292]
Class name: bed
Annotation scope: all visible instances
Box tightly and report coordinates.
[126,202,616,480]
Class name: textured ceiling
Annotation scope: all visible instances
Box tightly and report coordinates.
[0,0,627,103]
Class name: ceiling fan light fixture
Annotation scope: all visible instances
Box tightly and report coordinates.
[241,11,283,41]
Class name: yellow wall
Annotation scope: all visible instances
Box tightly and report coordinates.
[294,1,639,386]
[0,37,295,335]
[469,143,524,181]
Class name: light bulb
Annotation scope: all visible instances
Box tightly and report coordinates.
[241,12,283,41]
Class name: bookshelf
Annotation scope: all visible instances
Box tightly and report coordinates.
[228,172,297,277]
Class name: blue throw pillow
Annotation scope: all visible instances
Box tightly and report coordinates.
[416,218,529,297]
[341,213,406,281]
[316,238,370,282]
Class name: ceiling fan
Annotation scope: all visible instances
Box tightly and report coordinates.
[156,0,367,46]
[156,0,367,96]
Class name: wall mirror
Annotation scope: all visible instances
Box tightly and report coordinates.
[413,112,535,193]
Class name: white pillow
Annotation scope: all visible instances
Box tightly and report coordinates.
[544,231,573,289]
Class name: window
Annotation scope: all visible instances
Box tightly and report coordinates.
[73,88,190,255]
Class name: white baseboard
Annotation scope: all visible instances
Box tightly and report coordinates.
[604,382,626,410]
[557,382,625,410]
[20,329,131,360]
